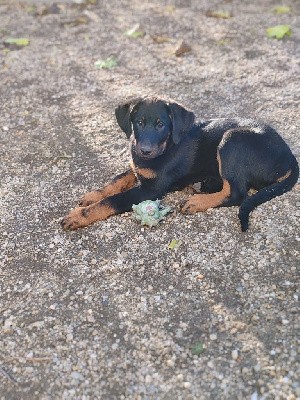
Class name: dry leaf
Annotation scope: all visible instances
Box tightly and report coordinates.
[61,16,89,27]
[165,5,176,13]
[35,3,61,16]
[175,40,192,57]
[206,10,232,19]
[83,10,100,22]
[151,35,170,44]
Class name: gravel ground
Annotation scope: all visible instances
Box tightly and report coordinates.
[0,0,299,399]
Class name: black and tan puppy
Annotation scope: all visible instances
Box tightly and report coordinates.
[61,97,299,231]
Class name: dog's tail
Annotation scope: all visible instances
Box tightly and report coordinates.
[238,157,299,232]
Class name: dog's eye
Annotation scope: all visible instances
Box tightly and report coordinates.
[136,120,143,127]
[157,121,164,128]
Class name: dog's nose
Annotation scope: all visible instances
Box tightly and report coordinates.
[140,146,152,156]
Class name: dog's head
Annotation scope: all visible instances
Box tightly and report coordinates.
[115,97,195,160]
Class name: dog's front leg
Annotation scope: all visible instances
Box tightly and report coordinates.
[78,169,137,206]
[61,184,163,231]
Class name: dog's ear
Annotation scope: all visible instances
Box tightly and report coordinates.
[115,101,132,138]
[115,98,143,138]
[168,101,195,144]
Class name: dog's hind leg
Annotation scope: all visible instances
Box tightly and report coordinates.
[181,149,248,215]
[181,178,232,213]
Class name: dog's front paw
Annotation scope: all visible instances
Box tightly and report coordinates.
[78,191,103,207]
[61,202,115,231]
[61,207,90,230]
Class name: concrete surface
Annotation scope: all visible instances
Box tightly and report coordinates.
[0,0,299,399]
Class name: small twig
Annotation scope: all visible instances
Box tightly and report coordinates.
[6,356,52,363]
[0,366,18,385]
[118,147,128,157]
[23,357,52,363]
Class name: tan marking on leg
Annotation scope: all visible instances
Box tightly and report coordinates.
[62,203,115,230]
[79,171,137,206]
[106,172,137,194]
[136,168,157,179]
[277,169,291,182]
[79,190,105,206]
[182,179,231,213]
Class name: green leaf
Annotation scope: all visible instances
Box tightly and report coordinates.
[191,342,205,356]
[266,25,292,39]
[124,24,145,38]
[4,37,30,46]
[273,6,291,14]
[94,57,118,69]
[168,239,182,250]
